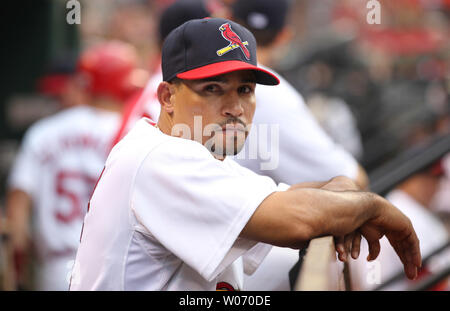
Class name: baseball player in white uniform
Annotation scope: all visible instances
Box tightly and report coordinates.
[70,18,421,291]
[111,0,369,291]
[6,41,143,290]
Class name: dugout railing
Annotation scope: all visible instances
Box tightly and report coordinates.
[293,236,351,290]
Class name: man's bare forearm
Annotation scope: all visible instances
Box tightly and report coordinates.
[292,188,379,237]
[242,176,421,280]
[241,187,380,248]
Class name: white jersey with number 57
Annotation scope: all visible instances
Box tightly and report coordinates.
[8,106,120,264]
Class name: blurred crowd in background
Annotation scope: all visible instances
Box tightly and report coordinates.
[0,0,449,290]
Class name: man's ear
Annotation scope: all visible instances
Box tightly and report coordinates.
[157,81,176,114]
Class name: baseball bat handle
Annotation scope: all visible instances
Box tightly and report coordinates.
[216,41,248,56]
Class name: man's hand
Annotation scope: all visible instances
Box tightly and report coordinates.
[359,196,422,280]
[242,175,422,280]
[320,176,421,280]
[320,175,360,192]
[320,176,363,262]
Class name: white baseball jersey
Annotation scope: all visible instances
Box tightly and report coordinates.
[114,65,360,291]
[8,106,120,290]
[70,118,289,291]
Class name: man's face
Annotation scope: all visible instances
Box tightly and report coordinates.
[170,70,256,159]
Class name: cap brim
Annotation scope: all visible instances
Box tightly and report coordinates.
[176,60,279,85]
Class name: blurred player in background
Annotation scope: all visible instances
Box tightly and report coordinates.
[5,40,144,290]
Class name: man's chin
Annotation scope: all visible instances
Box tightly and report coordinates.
[209,143,245,158]
[204,132,247,158]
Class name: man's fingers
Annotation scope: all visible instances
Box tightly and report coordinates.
[405,263,418,280]
[335,236,347,262]
[406,232,422,268]
[367,239,380,261]
[351,232,362,259]
[344,234,353,253]
[336,233,363,262]
[388,232,422,280]
[400,246,420,280]
[402,234,422,277]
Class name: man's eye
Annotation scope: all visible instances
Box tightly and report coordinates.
[204,84,220,92]
[238,85,253,94]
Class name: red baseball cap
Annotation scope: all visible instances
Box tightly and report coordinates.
[77,41,144,101]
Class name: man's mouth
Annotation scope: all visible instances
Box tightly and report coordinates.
[221,123,246,133]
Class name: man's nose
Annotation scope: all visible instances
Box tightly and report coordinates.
[222,94,244,118]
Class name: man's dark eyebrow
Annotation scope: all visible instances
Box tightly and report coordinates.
[196,76,228,83]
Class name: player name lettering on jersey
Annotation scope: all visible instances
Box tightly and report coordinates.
[60,135,102,152]
[39,134,106,165]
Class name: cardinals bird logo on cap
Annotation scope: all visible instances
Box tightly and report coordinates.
[216,23,250,60]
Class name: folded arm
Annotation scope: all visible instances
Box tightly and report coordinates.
[240,176,421,280]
